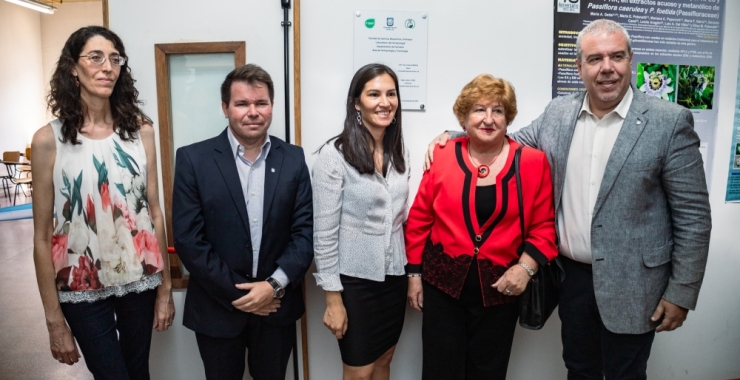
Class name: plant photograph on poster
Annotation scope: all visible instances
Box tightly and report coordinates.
[637,63,676,102]
[678,65,716,109]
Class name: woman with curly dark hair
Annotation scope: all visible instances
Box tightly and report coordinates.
[31,26,174,379]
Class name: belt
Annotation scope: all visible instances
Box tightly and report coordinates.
[559,255,592,272]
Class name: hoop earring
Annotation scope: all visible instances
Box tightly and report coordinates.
[356,110,363,126]
[392,118,397,124]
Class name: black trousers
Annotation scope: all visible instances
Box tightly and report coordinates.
[421,280,519,380]
[195,314,295,380]
[61,288,156,380]
[559,256,656,380]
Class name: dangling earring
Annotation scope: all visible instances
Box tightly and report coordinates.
[356,110,363,126]
[74,76,79,87]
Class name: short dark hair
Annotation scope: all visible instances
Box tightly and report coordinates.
[220,64,274,104]
[326,63,405,175]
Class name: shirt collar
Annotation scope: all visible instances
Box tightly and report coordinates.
[226,126,271,163]
[580,86,634,119]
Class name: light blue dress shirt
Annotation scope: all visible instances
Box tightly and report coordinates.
[226,127,289,287]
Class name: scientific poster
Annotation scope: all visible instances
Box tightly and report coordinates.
[724,49,740,202]
[552,0,725,177]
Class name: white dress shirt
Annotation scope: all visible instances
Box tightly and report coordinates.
[312,142,409,291]
[227,127,289,286]
[558,88,634,264]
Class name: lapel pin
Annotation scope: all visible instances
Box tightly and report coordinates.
[636,120,642,125]
[271,168,275,173]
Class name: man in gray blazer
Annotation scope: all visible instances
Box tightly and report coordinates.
[428,19,711,379]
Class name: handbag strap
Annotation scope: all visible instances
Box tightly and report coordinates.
[514,145,525,254]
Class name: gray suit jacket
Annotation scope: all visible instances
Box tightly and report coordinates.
[510,87,711,334]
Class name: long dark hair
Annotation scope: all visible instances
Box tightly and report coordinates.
[47,26,151,144]
[327,63,405,175]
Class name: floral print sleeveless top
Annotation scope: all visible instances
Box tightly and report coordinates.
[50,119,163,303]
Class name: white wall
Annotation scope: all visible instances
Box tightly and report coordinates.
[0,1,101,156]
[40,1,103,120]
[0,1,46,154]
[300,2,562,378]
[108,0,740,379]
[300,1,740,379]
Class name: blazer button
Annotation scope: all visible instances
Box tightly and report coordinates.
[475,235,482,242]
[474,247,479,254]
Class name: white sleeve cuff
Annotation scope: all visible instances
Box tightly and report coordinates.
[270,267,290,288]
[313,273,343,292]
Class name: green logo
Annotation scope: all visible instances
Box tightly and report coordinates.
[365,18,375,28]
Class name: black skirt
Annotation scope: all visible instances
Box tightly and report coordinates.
[338,274,407,367]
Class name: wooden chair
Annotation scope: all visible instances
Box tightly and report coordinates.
[9,175,32,205]
[17,147,32,178]
[0,155,12,199]
[2,151,32,205]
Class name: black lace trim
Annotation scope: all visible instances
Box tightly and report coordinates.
[423,239,518,306]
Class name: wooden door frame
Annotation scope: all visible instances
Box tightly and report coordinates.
[154,41,246,288]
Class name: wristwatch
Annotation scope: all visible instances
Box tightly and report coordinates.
[266,277,285,299]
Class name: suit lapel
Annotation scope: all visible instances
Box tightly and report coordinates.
[592,89,649,218]
[262,140,284,223]
[213,130,252,237]
[554,96,585,212]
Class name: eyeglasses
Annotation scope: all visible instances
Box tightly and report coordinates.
[79,52,127,66]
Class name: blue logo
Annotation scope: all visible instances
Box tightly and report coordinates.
[387,17,394,27]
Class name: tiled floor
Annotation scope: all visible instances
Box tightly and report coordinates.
[0,193,93,379]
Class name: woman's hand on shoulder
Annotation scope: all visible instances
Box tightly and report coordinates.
[47,317,80,365]
[424,131,452,171]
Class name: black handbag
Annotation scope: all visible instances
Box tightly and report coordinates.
[513,145,565,330]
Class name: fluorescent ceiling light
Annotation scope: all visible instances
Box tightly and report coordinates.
[5,0,56,14]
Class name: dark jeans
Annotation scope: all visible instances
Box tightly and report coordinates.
[422,281,519,380]
[61,288,157,380]
[559,256,655,380]
[195,314,295,380]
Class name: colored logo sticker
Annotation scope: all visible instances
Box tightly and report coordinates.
[365,18,375,28]
[405,19,415,29]
[557,0,580,13]
[387,17,394,27]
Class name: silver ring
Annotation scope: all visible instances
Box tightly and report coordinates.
[505,289,512,294]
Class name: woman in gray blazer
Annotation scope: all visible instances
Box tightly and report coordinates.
[312,63,409,380]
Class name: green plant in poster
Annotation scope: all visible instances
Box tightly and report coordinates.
[637,63,676,102]
[678,65,715,110]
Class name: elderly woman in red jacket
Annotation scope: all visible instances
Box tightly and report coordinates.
[405,74,557,379]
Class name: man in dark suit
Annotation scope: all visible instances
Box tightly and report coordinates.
[173,64,313,380]
[428,19,711,379]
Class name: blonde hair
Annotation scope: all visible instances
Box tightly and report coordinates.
[452,74,517,126]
